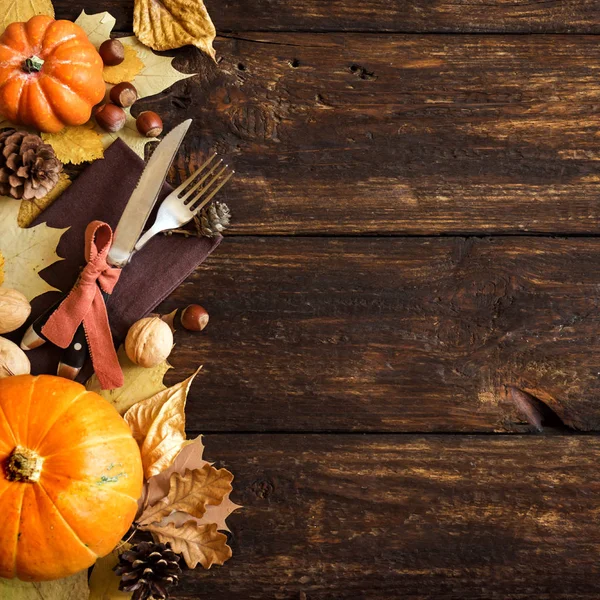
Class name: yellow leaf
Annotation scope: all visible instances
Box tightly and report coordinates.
[0,252,4,286]
[86,345,172,415]
[0,570,89,600]
[134,0,216,59]
[138,464,233,526]
[0,198,68,302]
[17,173,72,228]
[74,10,116,49]
[97,111,157,160]
[89,544,132,600]
[103,44,144,85]
[0,0,54,33]
[124,369,200,478]
[143,521,231,569]
[42,123,104,165]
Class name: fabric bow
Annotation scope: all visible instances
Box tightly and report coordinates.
[42,221,124,390]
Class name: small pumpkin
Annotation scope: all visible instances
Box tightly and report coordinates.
[0,16,105,133]
[0,375,143,581]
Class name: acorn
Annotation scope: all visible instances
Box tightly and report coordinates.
[181,305,209,332]
[110,82,138,108]
[136,111,163,137]
[95,104,126,133]
[99,39,125,66]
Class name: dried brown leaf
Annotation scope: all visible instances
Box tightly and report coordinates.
[124,369,200,478]
[163,493,242,533]
[133,0,216,59]
[17,173,71,228]
[143,521,231,569]
[138,464,233,526]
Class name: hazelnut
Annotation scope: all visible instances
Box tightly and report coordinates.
[181,304,209,332]
[136,111,163,137]
[0,336,30,379]
[95,103,127,133]
[125,316,173,368]
[0,288,31,334]
[99,39,125,66]
[110,82,138,108]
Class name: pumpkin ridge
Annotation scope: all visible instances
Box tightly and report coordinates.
[35,481,99,559]
[20,372,37,448]
[29,387,88,452]
[0,391,17,447]
[10,484,25,578]
[40,33,78,60]
[41,433,137,459]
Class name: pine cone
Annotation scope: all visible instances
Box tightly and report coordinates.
[114,541,182,600]
[199,201,231,237]
[0,129,62,200]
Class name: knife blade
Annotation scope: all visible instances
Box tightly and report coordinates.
[108,118,192,267]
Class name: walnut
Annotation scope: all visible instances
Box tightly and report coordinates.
[125,316,173,368]
[0,288,31,334]
[0,336,31,378]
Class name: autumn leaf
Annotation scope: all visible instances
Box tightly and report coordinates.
[42,123,104,165]
[96,111,158,160]
[134,0,216,60]
[17,173,71,228]
[138,464,233,526]
[0,198,68,302]
[163,493,242,533]
[142,521,231,569]
[0,570,89,599]
[74,10,116,49]
[103,45,144,85]
[124,369,200,478]
[0,0,54,33]
[87,345,171,415]
[89,544,132,600]
[0,252,5,286]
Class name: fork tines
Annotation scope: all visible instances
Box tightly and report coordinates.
[175,152,234,215]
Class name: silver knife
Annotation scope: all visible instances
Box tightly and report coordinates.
[21,119,193,377]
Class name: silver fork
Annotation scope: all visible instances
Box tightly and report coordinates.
[135,152,234,251]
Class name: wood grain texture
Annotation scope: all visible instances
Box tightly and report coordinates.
[137,33,600,235]
[163,236,600,433]
[57,0,600,33]
[172,433,600,599]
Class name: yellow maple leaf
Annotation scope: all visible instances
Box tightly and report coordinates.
[0,198,68,302]
[42,122,104,165]
[17,173,72,228]
[88,544,132,600]
[103,44,144,85]
[0,569,89,600]
[96,110,158,160]
[124,369,200,478]
[134,0,216,60]
[86,345,172,415]
[0,0,54,33]
[0,252,4,286]
[142,521,231,569]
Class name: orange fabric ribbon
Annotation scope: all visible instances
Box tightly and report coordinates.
[42,221,124,390]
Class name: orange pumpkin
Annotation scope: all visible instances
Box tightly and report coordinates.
[0,16,105,133]
[0,375,143,581]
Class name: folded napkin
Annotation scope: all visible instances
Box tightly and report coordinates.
[24,138,221,380]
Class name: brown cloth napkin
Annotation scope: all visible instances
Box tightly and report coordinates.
[24,138,221,380]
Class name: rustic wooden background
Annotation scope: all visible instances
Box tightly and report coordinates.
[54,1,600,597]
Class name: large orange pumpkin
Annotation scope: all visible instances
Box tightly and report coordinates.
[0,375,143,581]
[0,16,105,133]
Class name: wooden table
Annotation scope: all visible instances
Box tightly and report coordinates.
[55,1,600,597]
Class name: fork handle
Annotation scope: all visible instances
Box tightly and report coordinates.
[134,222,166,253]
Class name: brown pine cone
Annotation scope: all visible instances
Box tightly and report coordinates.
[0,129,62,200]
[198,201,231,237]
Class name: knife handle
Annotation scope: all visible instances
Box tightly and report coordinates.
[20,294,67,350]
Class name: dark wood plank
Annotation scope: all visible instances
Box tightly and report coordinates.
[173,433,600,599]
[153,34,600,234]
[56,0,600,33]
[163,236,600,433]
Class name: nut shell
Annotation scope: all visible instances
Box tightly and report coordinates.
[125,317,173,368]
[99,39,125,66]
[110,82,138,108]
[95,103,127,133]
[181,304,209,332]
[0,288,31,334]
[136,111,163,137]
[0,336,31,378]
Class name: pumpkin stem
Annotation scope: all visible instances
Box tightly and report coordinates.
[23,56,44,74]
[6,446,44,482]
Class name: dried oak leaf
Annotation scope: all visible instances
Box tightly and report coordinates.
[87,344,172,415]
[134,0,216,60]
[42,122,104,165]
[89,543,132,600]
[103,44,144,84]
[163,493,242,534]
[17,173,71,228]
[0,570,89,600]
[0,0,54,34]
[138,464,233,526]
[142,521,231,569]
[0,198,68,302]
[124,369,200,478]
